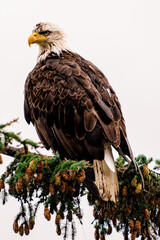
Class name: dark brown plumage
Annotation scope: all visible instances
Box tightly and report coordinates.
[25,23,135,202]
[25,51,132,158]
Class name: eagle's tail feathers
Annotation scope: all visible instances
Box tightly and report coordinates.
[93,144,119,202]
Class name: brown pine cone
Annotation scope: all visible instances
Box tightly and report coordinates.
[0,179,4,190]
[29,160,37,172]
[67,210,72,222]
[37,161,44,171]
[131,231,137,240]
[29,218,35,230]
[44,207,51,221]
[0,155,3,164]
[108,224,112,235]
[100,233,105,240]
[13,220,19,233]
[55,214,61,225]
[56,224,61,236]
[76,170,86,183]
[125,206,132,217]
[143,165,149,179]
[135,220,141,233]
[61,171,70,181]
[34,173,43,184]
[131,177,137,187]
[128,219,134,230]
[55,173,61,186]
[122,185,127,197]
[69,170,76,180]
[94,228,99,240]
[16,178,24,194]
[59,181,68,194]
[144,208,150,220]
[135,183,142,194]
[49,184,56,195]
[19,224,24,236]
[24,223,30,235]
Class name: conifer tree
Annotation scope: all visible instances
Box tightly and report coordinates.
[0,119,160,239]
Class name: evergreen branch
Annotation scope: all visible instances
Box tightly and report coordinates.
[0,119,160,240]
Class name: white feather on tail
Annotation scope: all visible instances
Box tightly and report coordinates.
[93,142,119,202]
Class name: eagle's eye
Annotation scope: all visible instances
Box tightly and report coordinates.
[39,30,51,36]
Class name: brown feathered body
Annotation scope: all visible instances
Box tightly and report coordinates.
[25,48,133,202]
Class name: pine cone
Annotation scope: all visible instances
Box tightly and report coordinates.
[19,224,24,236]
[131,231,137,240]
[135,220,141,233]
[15,185,21,194]
[148,227,151,236]
[13,220,19,233]
[35,173,43,184]
[68,186,76,196]
[61,171,70,181]
[55,173,61,186]
[156,198,160,205]
[24,223,30,235]
[29,218,35,230]
[76,170,86,183]
[125,206,132,217]
[122,185,127,197]
[44,161,50,169]
[0,155,3,164]
[144,208,150,220]
[44,207,51,221]
[100,233,105,240]
[131,177,137,187]
[59,181,68,194]
[24,172,30,184]
[16,178,24,194]
[112,217,117,226]
[37,161,44,171]
[67,210,72,222]
[0,179,4,190]
[93,209,99,219]
[135,183,142,194]
[94,228,99,240]
[26,167,33,176]
[69,170,76,180]
[108,225,112,235]
[24,168,34,184]
[100,208,105,218]
[150,199,155,206]
[9,185,15,194]
[49,184,56,195]
[55,214,61,225]
[143,165,149,179]
[29,160,37,172]
[5,171,10,177]
[56,224,61,236]
[129,220,134,230]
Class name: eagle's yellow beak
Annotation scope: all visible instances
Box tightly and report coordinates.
[28,32,49,47]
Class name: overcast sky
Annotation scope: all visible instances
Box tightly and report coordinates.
[0,1,160,240]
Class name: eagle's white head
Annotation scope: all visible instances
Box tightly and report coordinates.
[28,22,68,62]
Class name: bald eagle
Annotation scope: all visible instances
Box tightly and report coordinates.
[24,22,135,202]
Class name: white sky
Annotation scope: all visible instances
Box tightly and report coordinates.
[0,0,160,239]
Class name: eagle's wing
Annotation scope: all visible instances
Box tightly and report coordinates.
[24,53,133,161]
[83,59,134,160]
